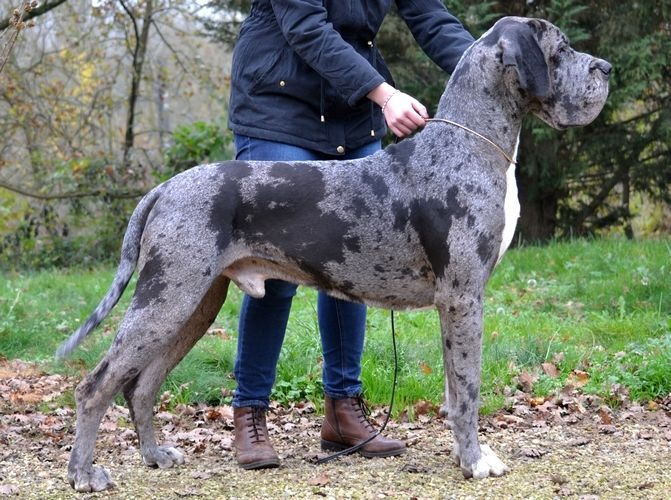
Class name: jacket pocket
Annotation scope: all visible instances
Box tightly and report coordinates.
[248,49,284,94]
[231,34,284,95]
[251,46,317,105]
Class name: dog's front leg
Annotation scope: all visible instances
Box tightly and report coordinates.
[439,343,454,420]
[437,294,508,479]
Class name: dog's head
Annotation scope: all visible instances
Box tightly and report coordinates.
[482,17,611,129]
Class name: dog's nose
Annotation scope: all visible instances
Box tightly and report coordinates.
[591,58,612,77]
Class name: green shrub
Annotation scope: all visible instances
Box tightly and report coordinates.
[162,120,234,181]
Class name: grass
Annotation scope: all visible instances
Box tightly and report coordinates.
[1,238,669,415]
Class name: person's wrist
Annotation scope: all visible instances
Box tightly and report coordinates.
[368,82,396,108]
[381,89,400,113]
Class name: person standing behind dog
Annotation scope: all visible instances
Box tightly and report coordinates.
[228,0,474,470]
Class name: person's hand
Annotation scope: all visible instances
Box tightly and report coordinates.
[368,83,428,137]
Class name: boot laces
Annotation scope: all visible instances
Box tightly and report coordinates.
[353,396,376,433]
[246,407,268,443]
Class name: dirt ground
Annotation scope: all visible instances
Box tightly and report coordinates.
[1,359,670,499]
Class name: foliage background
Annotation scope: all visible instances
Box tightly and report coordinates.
[0,0,669,271]
[0,0,669,422]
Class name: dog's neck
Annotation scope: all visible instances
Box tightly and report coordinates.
[430,45,528,158]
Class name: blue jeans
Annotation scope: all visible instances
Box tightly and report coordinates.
[232,135,381,408]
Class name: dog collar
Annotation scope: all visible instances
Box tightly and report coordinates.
[426,118,517,165]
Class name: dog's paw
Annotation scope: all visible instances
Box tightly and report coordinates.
[69,465,116,492]
[143,445,185,469]
[453,443,509,479]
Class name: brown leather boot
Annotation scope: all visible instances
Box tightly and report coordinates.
[233,406,280,470]
[321,395,406,458]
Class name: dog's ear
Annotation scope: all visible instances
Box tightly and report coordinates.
[499,23,550,98]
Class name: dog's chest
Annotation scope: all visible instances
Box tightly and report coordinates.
[497,137,520,263]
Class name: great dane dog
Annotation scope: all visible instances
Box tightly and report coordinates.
[57,17,610,492]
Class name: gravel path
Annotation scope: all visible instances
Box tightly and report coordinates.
[1,360,670,499]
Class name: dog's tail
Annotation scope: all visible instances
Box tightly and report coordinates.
[55,186,163,360]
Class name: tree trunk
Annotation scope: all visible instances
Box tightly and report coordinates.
[121,0,153,170]
[515,128,563,244]
[622,169,634,239]
[155,63,170,154]
[516,179,559,243]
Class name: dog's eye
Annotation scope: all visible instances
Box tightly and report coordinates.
[557,37,571,54]
[550,44,570,66]
[556,44,570,56]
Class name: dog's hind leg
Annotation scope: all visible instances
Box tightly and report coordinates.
[122,276,230,469]
[67,358,122,492]
[67,272,228,492]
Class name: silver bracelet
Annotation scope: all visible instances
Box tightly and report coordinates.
[381,89,400,113]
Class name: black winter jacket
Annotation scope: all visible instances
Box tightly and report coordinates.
[228,0,474,156]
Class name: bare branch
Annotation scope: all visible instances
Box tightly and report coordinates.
[150,19,189,74]
[0,179,145,200]
[0,0,68,31]
[572,163,629,228]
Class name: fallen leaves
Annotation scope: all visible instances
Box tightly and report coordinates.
[541,362,559,378]
[565,437,591,447]
[495,357,671,440]
[517,371,537,393]
[637,429,654,440]
[514,446,549,459]
[0,359,42,379]
[400,462,431,473]
[0,484,19,496]
[307,472,330,486]
[418,361,433,376]
[567,369,590,388]
[0,360,68,410]
[597,405,613,425]
[1,357,671,499]
[206,327,233,341]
